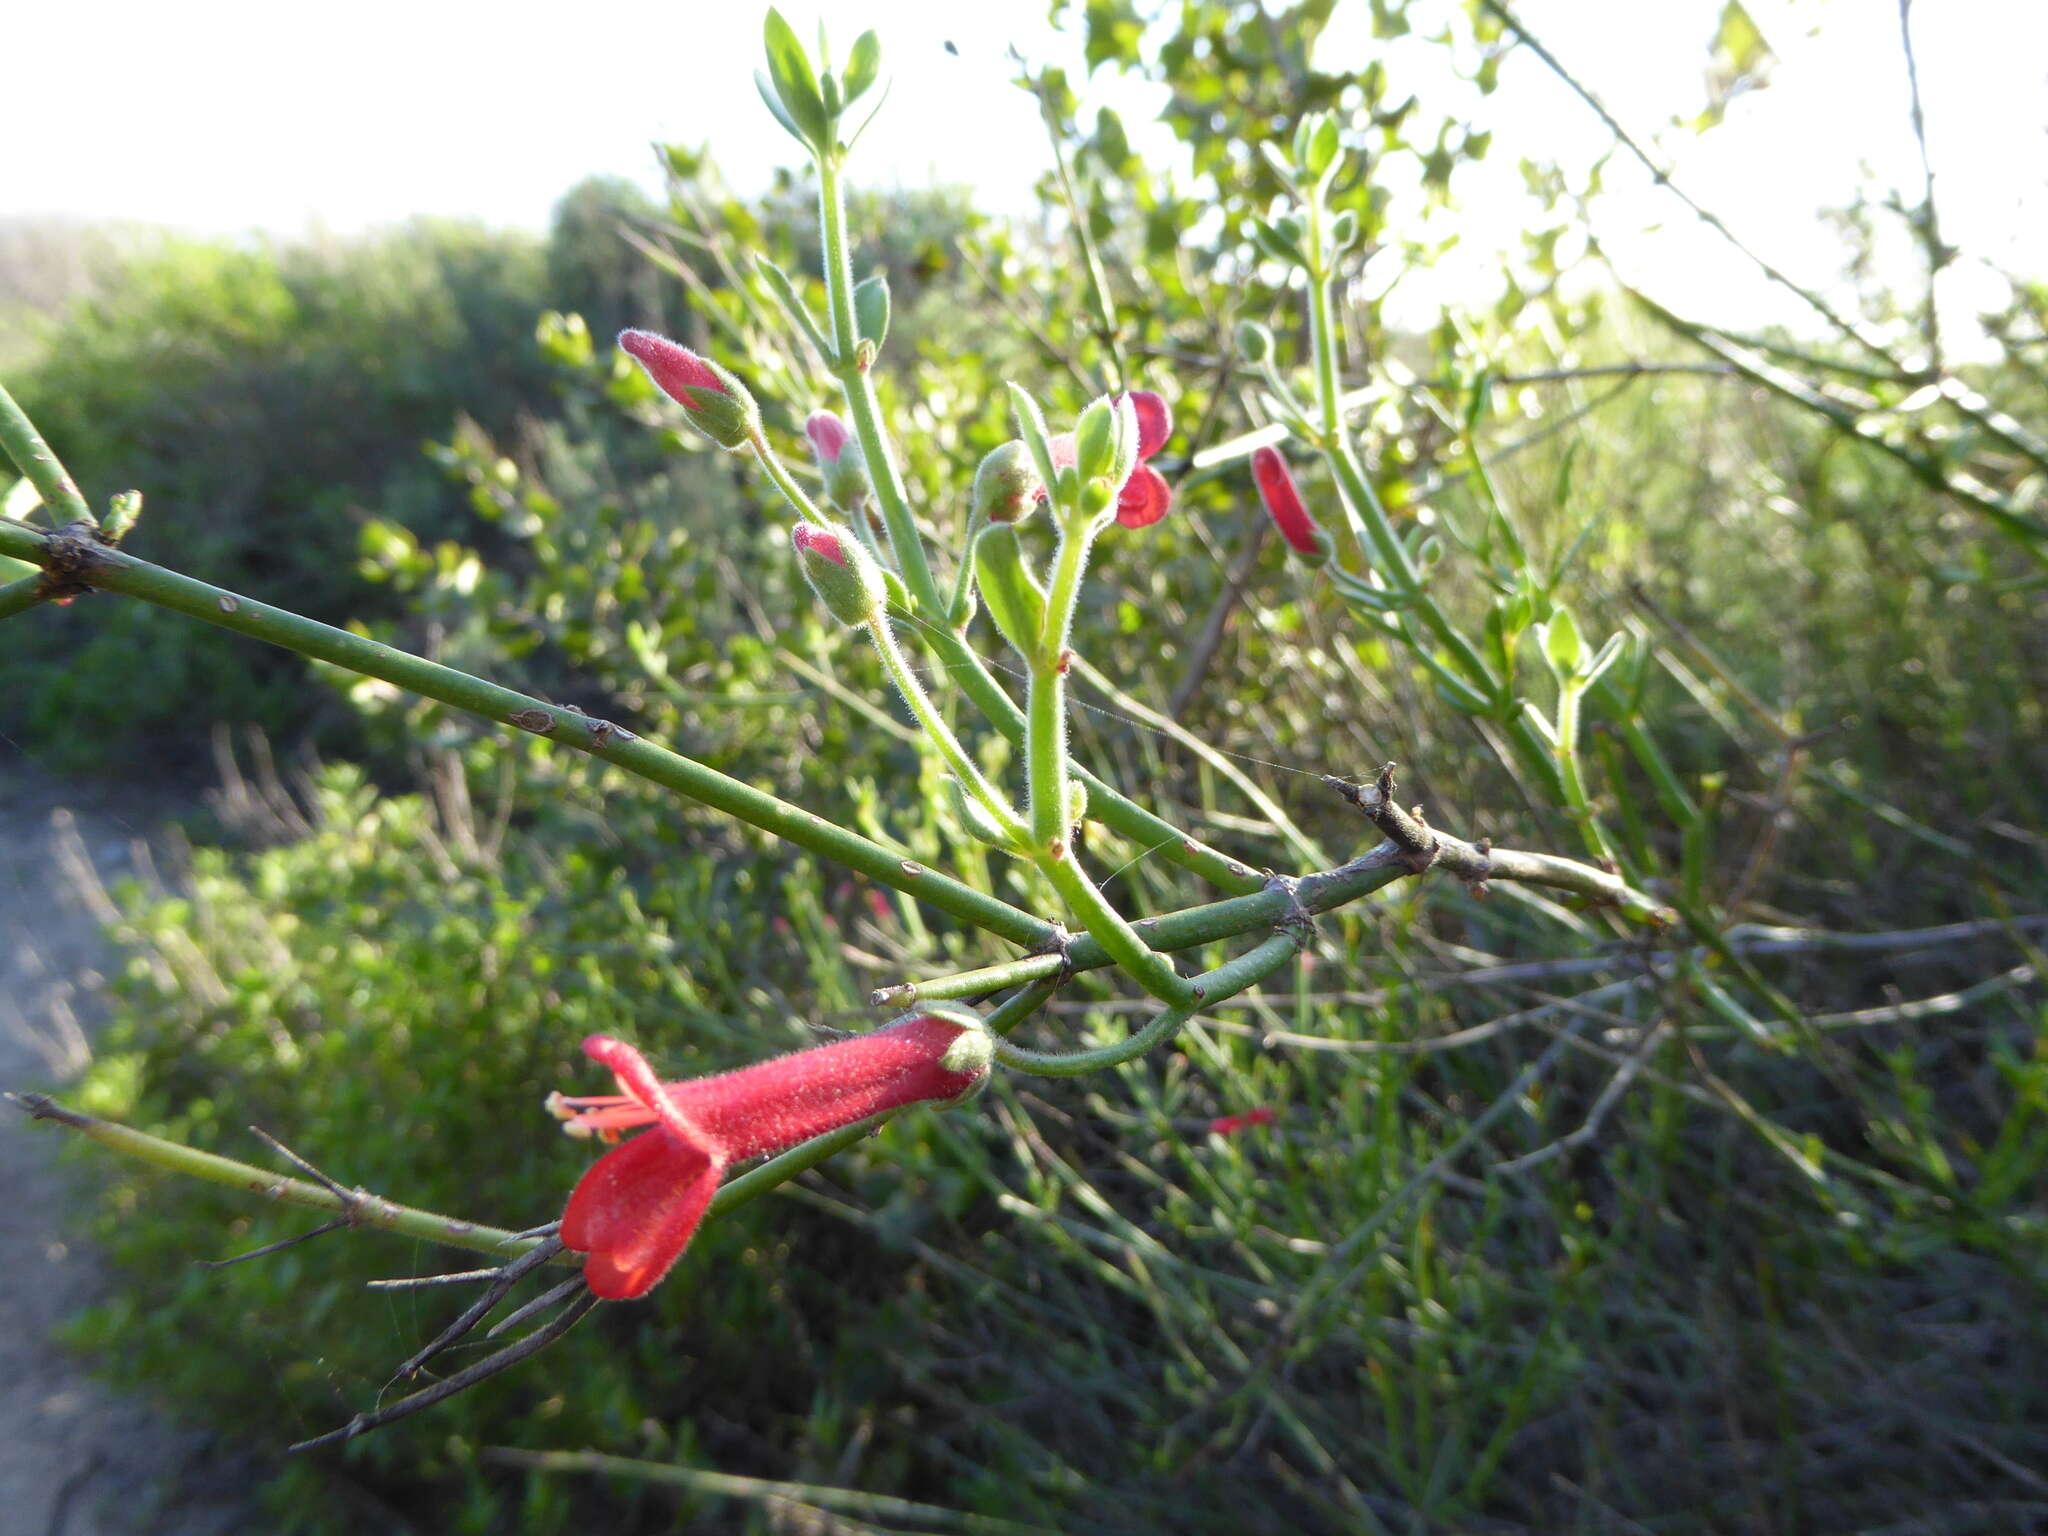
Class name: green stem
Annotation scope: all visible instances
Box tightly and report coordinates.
[1326,439,1497,692]
[1305,208,1344,446]
[1027,512,1101,850]
[0,574,45,621]
[995,929,1301,1075]
[751,436,830,527]
[816,156,939,601]
[1016,508,1198,1009]
[983,977,1062,1036]
[1553,682,1617,865]
[1038,847,1196,1009]
[9,1091,925,1266]
[869,614,1024,837]
[810,148,1259,898]
[945,509,987,626]
[1027,659,1069,851]
[7,1091,569,1264]
[884,808,1675,1007]
[0,381,94,526]
[0,519,1053,951]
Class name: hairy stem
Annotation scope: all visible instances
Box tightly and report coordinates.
[869,614,1023,837]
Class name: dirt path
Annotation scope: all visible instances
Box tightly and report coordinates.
[0,754,262,1536]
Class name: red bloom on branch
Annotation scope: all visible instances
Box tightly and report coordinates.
[1117,390,1174,529]
[1251,446,1327,559]
[1038,390,1175,529]
[550,1017,993,1299]
[1208,1106,1276,1137]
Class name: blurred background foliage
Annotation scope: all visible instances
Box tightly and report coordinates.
[8,0,2046,1531]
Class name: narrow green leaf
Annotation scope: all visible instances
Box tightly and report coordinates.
[1542,608,1584,678]
[1006,384,1061,503]
[842,30,882,104]
[974,525,1047,660]
[754,69,815,151]
[853,273,890,350]
[762,9,831,150]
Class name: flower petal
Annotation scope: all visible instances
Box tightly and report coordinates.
[562,1131,723,1301]
[1115,464,1173,529]
[583,1035,704,1146]
[1251,446,1323,555]
[1125,391,1171,460]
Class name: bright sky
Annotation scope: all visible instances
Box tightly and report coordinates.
[5,1,2042,342]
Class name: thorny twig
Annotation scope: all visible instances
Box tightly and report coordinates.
[292,1288,602,1453]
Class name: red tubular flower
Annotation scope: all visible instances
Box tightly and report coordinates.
[551,1015,993,1299]
[1251,445,1326,559]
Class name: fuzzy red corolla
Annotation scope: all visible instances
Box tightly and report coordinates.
[550,1016,992,1300]
[1251,446,1325,557]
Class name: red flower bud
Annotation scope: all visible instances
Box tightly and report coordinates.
[806,410,873,514]
[805,411,852,463]
[792,520,888,627]
[618,329,760,450]
[793,522,849,567]
[1252,446,1326,560]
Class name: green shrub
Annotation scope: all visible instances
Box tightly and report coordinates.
[3,225,553,770]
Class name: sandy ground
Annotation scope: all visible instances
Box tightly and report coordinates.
[0,754,265,1536]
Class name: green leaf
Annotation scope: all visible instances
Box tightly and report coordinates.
[754,70,814,152]
[762,9,831,151]
[974,525,1047,660]
[1541,608,1585,679]
[1304,115,1341,183]
[1256,141,1298,189]
[1006,384,1061,504]
[1073,396,1116,483]
[842,30,882,104]
[944,776,1018,851]
[1582,632,1626,688]
[1094,107,1133,172]
[853,273,890,351]
[755,256,833,362]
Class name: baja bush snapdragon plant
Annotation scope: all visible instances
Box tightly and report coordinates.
[0,9,1678,1452]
